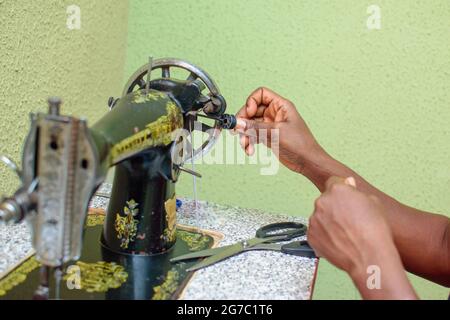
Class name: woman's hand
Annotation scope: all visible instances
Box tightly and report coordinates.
[308,176,392,273]
[308,176,418,299]
[235,87,324,174]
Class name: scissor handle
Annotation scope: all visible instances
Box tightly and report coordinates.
[256,222,307,241]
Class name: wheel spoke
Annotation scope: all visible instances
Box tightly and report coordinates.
[198,122,213,133]
[184,139,193,154]
[162,67,170,78]
[138,78,146,89]
[180,138,196,163]
[187,73,198,81]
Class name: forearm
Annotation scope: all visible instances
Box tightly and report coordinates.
[301,149,450,286]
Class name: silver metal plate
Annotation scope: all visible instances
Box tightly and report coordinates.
[24,114,99,266]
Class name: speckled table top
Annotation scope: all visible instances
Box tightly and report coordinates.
[0,184,318,300]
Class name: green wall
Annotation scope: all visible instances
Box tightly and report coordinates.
[126,0,450,299]
[0,0,129,194]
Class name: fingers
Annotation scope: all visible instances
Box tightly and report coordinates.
[235,118,247,130]
[235,87,287,155]
[245,87,281,118]
[235,118,275,155]
[236,104,249,119]
[307,218,321,257]
[236,87,286,121]
[239,134,253,156]
[235,118,274,131]
[238,127,259,155]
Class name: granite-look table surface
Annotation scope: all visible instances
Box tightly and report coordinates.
[0,184,318,300]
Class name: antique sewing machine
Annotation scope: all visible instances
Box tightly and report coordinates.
[0,58,236,299]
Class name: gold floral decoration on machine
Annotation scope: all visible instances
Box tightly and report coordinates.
[152,269,180,300]
[163,195,177,243]
[0,257,41,296]
[177,230,211,251]
[63,261,128,293]
[115,199,140,249]
[110,100,183,163]
[86,213,105,227]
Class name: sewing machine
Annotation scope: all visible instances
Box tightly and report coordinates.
[0,58,236,299]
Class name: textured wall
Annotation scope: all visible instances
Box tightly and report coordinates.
[126,0,450,299]
[0,0,129,194]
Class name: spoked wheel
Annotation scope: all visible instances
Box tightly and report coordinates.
[122,58,226,163]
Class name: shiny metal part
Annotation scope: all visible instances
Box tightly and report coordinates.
[0,199,21,225]
[123,58,221,97]
[145,56,153,95]
[176,165,202,178]
[47,97,62,116]
[22,105,99,267]
[0,179,38,226]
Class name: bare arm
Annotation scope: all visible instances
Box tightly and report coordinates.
[309,176,418,299]
[236,87,450,287]
[302,150,450,287]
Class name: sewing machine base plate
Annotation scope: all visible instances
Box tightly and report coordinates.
[0,210,220,300]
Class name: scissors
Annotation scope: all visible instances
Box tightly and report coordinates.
[171,222,316,272]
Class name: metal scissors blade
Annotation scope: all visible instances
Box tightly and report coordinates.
[170,245,231,262]
[243,243,282,251]
[244,241,316,258]
[171,221,308,271]
[171,235,287,263]
[185,236,284,272]
[186,242,244,272]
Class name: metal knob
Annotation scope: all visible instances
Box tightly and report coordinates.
[219,114,237,130]
[0,198,21,225]
[0,179,38,225]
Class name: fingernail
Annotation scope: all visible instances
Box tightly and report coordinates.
[345,177,356,187]
[236,118,247,130]
[247,144,255,156]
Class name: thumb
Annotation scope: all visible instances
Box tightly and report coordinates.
[324,176,357,191]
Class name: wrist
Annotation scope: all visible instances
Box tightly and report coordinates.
[348,234,397,279]
[298,147,337,191]
[347,237,418,300]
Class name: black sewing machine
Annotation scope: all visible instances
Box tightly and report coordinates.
[0,58,236,299]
